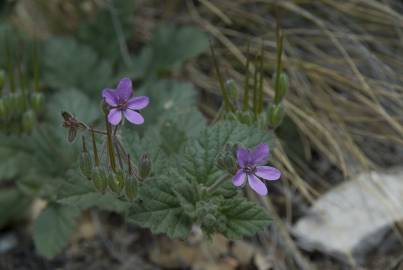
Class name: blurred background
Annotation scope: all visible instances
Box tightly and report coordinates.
[1,0,403,269]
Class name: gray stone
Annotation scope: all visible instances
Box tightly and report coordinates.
[292,169,403,262]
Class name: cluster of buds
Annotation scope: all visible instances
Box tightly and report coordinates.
[0,39,43,134]
[0,69,44,134]
[80,134,151,200]
[210,21,288,130]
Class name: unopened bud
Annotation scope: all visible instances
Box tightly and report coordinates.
[31,92,44,113]
[22,109,36,132]
[125,175,138,200]
[273,72,288,104]
[109,171,125,193]
[79,137,92,179]
[268,103,285,129]
[92,167,107,193]
[139,153,151,179]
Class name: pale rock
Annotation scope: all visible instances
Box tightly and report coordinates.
[293,169,403,262]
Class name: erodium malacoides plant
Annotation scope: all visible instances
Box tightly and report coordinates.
[62,28,288,241]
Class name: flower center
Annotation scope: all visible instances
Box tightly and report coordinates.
[116,99,128,110]
[243,166,256,174]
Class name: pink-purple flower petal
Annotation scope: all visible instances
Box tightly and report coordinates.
[115,77,132,101]
[250,143,269,165]
[236,147,250,167]
[232,169,246,187]
[247,174,268,196]
[102,88,117,106]
[255,166,281,181]
[108,108,122,125]
[124,110,144,125]
[127,96,149,110]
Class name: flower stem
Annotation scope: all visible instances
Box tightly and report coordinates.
[105,114,117,172]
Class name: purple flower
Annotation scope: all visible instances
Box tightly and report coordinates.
[102,77,149,125]
[232,144,281,196]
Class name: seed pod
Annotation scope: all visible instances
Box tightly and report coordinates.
[68,128,77,143]
[125,175,138,200]
[0,98,5,118]
[92,167,107,193]
[273,72,288,104]
[139,153,151,179]
[267,103,285,129]
[31,92,44,113]
[79,152,92,180]
[109,171,125,193]
[4,94,15,116]
[14,93,26,114]
[22,109,36,132]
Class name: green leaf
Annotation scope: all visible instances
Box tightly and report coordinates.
[46,88,99,125]
[77,0,134,62]
[0,188,31,228]
[33,204,80,259]
[127,24,208,77]
[56,173,130,213]
[42,37,113,94]
[218,197,271,239]
[0,143,33,180]
[180,121,273,186]
[128,178,192,239]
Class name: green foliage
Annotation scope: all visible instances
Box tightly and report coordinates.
[42,37,113,94]
[33,204,80,259]
[46,89,99,125]
[128,24,209,78]
[128,121,273,239]
[77,0,135,62]
[129,178,193,239]
[180,121,273,186]
[57,173,130,213]
[217,197,271,239]
[0,9,276,258]
[0,188,31,227]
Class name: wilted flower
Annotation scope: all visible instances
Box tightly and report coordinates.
[232,144,281,196]
[102,77,149,125]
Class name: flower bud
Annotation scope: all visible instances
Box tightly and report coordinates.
[92,167,107,193]
[139,153,151,179]
[22,109,36,132]
[125,175,138,200]
[109,171,125,193]
[31,92,44,113]
[273,72,288,104]
[267,103,285,129]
